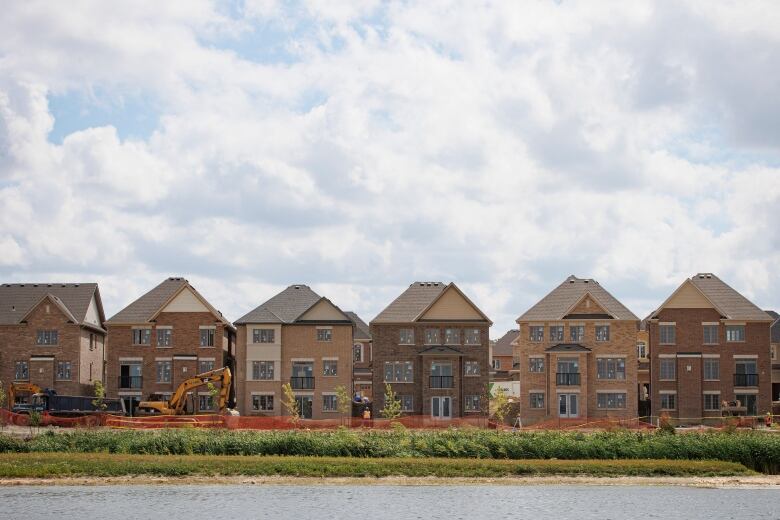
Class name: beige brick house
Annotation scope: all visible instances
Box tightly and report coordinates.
[491,329,519,382]
[370,282,492,419]
[648,273,773,422]
[234,285,354,419]
[105,277,235,415]
[515,276,639,425]
[0,283,106,401]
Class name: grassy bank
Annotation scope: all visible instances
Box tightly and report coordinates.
[2,429,778,473]
[0,453,753,479]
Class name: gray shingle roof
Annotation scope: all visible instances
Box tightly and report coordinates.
[235,285,325,324]
[345,311,371,340]
[517,276,638,322]
[371,282,447,323]
[0,283,103,327]
[689,274,773,321]
[770,313,780,343]
[493,329,519,356]
[106,278,188,324]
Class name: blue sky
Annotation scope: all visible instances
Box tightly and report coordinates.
[0,0,779,334]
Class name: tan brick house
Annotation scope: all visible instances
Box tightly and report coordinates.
[491,329,519,382]
[105,277,235,415]
[234,285,354,419]
[515,276,639,426]
[370,282,492,419]
[648,273,773,422]
[0,283,106,401]
[346,311,372,401]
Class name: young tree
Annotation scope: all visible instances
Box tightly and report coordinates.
[491,385,511,426]
[91,380,108,412]
[281,382,300,426]
[334,385,351,425]
[380,383,402,420]
[206,382,220,413]
[28,410,42,436]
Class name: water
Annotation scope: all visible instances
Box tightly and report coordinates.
[3,485,777,520]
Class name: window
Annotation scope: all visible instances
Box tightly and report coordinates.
[36,330,58,345]
[198,395,214,411]
[199,360,215,374]
[570,325,584,342]
[658,324,675,344]
[597,393,626,409]
[464,361,480,375]
[464,329,480,345]
[660,393,676,410]
[529,358,544,372]
[549,325,564,342]
[659,359,676,380]
[157,329,172,347]
[596,358,625,380]
[252,395,273,411]
[55,361,71,380]
[400,395,413,412]
[252,329,275,343]
[491,358,500,370]
[444,328,460,345]
[384,361,414,382]
[323,395,338,412]
[703,358,719,380]
[89,333,96,351]
[530,393,545,409]
[14,361,28,380]
[132,328,151,345]
[637,342,647,359]
[316,328,332,342]
[703,393,721,411]
[595,325,610,342]
[703,324,719,344]
[425,328,440,345]
[156,361,172,383]
[200,328,215,347]
[323,360,338,376]
[353,344,363,362]
[252,361,274,380]
[529,326,544,342]
[399,328,414,344]
[464,395,480,412]
[726,325,745,342]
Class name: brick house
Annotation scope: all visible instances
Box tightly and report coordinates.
[234,285,354,419]
[346,311,373,401]
[370,282,492,419]
[514,276,639,426]
[491,329,519,382]
[105,277,235,415]
[0,283,106,401]
[648,273,773,422]
[637,323,651,416]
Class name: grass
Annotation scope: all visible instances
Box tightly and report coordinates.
[0,453,754,479]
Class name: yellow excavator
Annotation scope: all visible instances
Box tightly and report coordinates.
[7,382,42,408]
[137,367,235,415]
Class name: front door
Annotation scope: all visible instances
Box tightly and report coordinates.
[431,396,452,419]
[558,393,578,418]
[295,396,313,419]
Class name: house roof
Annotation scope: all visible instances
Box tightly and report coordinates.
[517,276,638,322]
[345,311,371,340]
[234,285,352,325]
[493,329,520,356]
[371,282,491,324]
[768,311,780,343]
[0,283,105,330]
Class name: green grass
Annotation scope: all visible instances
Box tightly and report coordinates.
[0,453,753,479]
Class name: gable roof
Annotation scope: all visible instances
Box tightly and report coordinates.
[517,276,638,322]
[770,312,780,344]
[345,311,371,340]
[371,282,491,324]
[0,283,105,331]
[106,277,234,329]
[234,285,352,325]
[493,329,519,356]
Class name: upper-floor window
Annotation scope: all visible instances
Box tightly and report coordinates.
[353,344,364,363]
[464,329,480,345]
[384,361,413,382]
[252,329,275,343]
[529,357,544,372]
[425,328,440,345]
[659,324,676,344]
[464,361,480,375]
[529,326,544,342]
[726,325,745,342]
[659,359,676,380]
[199,360,215,373]
[252,361,274,380]
[444,328,460,345]
[570,325,584,342]
[491,358,500,370]
[89,333,96,351]
[36,330,58,345]
[323,360,338,376]
[56,361,71,381]
[549,325,564,342]
[637,342,647,359]
[157,329,172,347]
[702,324,719,344]
[200,328,215,347]
[399,328,414,344]
[132,328,151,345]
[596,358,625,380]
[595,325,610,342]
[703,358,719,380]
[15,361,29,380]
[156,361,172,383]
[317,328,332,342]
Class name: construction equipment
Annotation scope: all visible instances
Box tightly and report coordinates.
[14,388,125,416]
[137,367,235,415]
[7,382,41,408]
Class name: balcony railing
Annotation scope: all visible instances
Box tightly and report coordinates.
[429,375,454,389]
[290,376,315,390]
[733,373,758,387]
[556,372,580,385]
[118,376,143,389]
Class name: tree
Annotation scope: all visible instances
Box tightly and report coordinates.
[91,380,108,413]
[28,410,42,436]
[491,385,511,426]
[0,380,6,431]
[281,382,300,426]
[334,385,351,425]
[380,383,402,420]
[206,382,220,413]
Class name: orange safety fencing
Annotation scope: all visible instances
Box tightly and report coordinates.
[0,409,105,428]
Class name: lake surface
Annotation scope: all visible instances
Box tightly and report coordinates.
[3,485,778,520]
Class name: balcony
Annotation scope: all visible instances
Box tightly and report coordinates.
[290,376,315,390]
[733,373,758,387]
[556,372,581,386]
[429,375,454,389]
[118,376,143,389]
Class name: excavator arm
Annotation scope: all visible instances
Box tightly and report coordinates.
[139,367,232,415]
[8,382,42,408]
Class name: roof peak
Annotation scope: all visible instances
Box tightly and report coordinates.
[565,275,598,285]
[411,281,445,287]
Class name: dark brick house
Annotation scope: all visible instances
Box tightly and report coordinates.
[370,282,492,419]
[346,311,373,401]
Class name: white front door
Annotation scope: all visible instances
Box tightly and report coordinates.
[431,396,452,419]
[558,393,578,418]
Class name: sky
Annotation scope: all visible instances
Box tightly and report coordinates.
[1,0,779,335]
